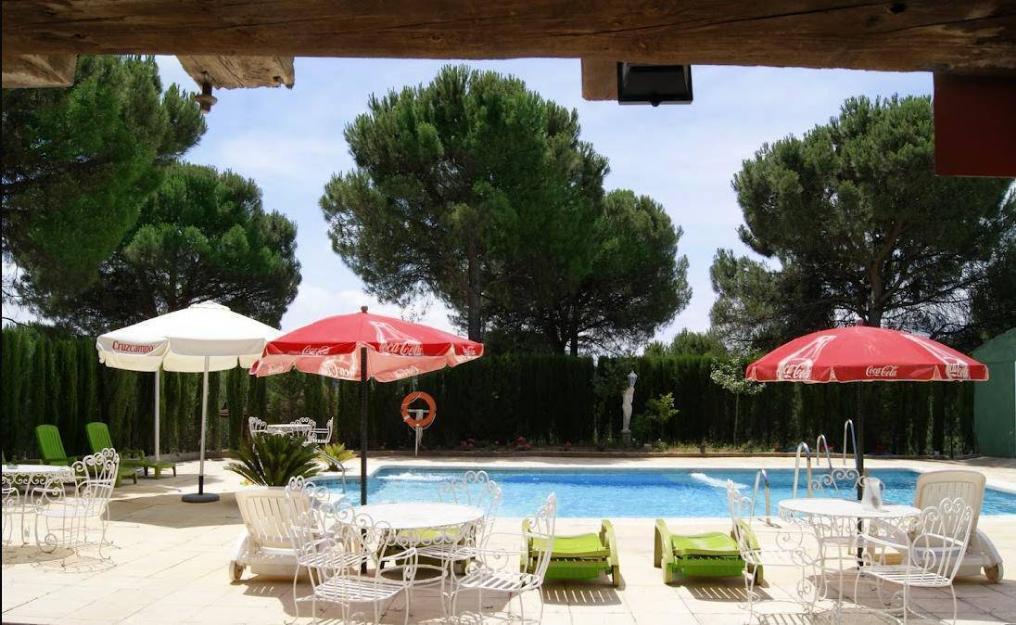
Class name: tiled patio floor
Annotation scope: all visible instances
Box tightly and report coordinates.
[3,456,1015,625]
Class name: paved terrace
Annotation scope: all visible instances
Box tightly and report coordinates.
[3,456,1015,625]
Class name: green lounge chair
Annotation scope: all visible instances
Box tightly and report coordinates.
[84,422,145,485]
[654,519,749,584]
[35,424,76,466]
[87,421,175,478]
[525,519,620,586]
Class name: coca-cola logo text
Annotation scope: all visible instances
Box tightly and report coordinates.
[779,363,814,380]
[301,345,332,356]
[865,365,898,378]
[112,341,155,354]
[379,342,424,356]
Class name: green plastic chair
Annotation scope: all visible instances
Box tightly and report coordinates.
[35,424,76,466]
[654,519,751,583]
[525,519,620,586]
[83,422,144,484]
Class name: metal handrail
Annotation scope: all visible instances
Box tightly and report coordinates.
[815,434,834,472]
[751,468,771,519]
[843,419,857,469]
[792,442,813,498]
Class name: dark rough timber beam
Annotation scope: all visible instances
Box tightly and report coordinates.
[177,56,295,89]
[3,1,1015,73]
[2,54,76,87]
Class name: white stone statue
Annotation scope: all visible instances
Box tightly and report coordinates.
[621,370,637,434]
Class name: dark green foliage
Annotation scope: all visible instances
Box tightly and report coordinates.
[226,434,320,487]
[713,96,1014,352]
[321,65,689,352]
[646,330,728,358]
[2,56,206,298]
[23,163,301,333]
[0,327,978,458]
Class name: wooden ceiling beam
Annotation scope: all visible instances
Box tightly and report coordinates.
[3,1,1015,74]
[581,59,618,101]
[2,54,76,88]
[177,55,295,89]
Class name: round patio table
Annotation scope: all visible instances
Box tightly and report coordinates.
[779,497,921,622]
[351,502,484,530]
[1,464,74,547]
[264,423,312,436]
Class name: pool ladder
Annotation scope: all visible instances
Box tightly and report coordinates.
[750,468,772,521]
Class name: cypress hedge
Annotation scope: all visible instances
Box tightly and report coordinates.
[0,327,975,460]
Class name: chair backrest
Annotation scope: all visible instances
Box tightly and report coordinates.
[70,449,120,516]
[35,424,68,463]
[909,496,975,582]
[248,417,267,436]
[237,486,305,550]
[522,493,557,581]
[439,470,502,546]
[85,422,114,454]
[914,470,985,534]
[292,417,316,427]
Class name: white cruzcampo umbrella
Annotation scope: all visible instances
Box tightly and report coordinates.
[97,302,279,503]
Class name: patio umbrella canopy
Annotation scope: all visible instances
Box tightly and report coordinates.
[250,306,484,504]
[745,325,989,492]
[97,302,280,503]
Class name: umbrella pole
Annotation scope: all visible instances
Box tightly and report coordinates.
[154,367,161,463]
[183,356,219,503]
[359,346,368,505]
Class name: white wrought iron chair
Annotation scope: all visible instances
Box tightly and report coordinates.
[2,475,19,545]
[38,448,119,557]
[854,496,975,625]
[450,493,556,624]
[248,416,268,437]
[287,501,441,625]
[414,471,502,569]
[282,476,357,617]
[305,418,334,445]
[728,480,825,624]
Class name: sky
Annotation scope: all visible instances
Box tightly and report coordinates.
[6,57,934,345]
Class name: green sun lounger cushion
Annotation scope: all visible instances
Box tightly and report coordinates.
[671,532,742,558]
[525,519,620,586]
[655,519,746,584]
[35,425,75,466]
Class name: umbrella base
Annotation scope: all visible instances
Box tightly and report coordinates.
[182,492,220,504]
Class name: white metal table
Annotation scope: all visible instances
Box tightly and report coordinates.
[351,502,484,531]
[2,464,74,547]
[779,498,921,621]
[264,423,312,436]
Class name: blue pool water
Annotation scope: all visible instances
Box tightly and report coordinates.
[322,467,1016,518]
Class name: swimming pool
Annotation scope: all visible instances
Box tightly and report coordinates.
[321,467,1016,518]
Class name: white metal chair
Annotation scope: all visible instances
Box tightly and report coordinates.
[854,496,975,625]
[248,416,268,437]
[306,418,334,445]
[728,480,825,624]
[2,475,19,545]
[287,501,442,625]
[450,493,556,624]
[914,470,1003,582]
[38,448,119,557]
[414,471,502,568]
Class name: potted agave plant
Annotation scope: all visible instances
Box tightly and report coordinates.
[226,433,322,581]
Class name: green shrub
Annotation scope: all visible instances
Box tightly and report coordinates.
[318,442,356,470]
[226,434,320,486]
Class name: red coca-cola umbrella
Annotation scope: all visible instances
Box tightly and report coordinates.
[745,325,988,485]
[251,306,483,503]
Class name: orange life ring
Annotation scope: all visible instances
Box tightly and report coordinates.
[401,392,436,429]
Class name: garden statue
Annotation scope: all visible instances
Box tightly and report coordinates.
[622,370,637,446]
